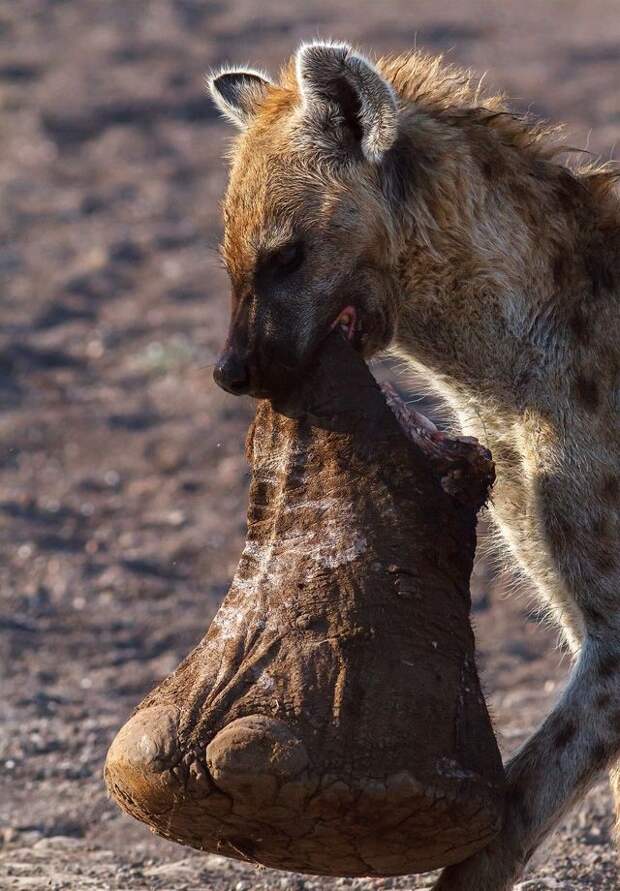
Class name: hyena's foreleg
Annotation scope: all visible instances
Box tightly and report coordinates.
[609,763,620,841]
[433,638,620,891]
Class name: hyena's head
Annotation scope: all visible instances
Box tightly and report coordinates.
[208,41,402,397]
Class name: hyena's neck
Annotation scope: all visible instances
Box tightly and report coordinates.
[389,114,607,425]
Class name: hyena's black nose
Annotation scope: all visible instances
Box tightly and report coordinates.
[214,350,251,396]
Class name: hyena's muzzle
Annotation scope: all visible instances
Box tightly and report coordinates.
[213,294,330,399]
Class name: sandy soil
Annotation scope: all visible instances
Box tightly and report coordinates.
[0,1,618,889]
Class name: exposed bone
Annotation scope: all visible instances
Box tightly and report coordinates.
[105,333,505,877]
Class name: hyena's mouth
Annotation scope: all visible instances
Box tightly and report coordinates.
[384,388,447,444]
[381,383,495,506]
[330,305,357,342]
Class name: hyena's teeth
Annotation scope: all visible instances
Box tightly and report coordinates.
[333,305,357,341]
[410,410,438,435]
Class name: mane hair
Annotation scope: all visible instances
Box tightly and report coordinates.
[375,50,619,210]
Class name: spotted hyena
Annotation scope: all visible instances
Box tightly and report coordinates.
[208,41,620,890]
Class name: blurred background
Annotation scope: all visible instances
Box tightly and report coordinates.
[0,1,618,888]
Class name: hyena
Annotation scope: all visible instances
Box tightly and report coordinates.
[208,41,620,890]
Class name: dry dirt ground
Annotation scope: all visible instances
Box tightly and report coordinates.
[0,1,619,889]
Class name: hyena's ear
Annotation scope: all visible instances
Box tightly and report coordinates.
[295,41,398,163]
[207,67,273,129]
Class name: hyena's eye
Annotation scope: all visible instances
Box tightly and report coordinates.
[269,241,305,277]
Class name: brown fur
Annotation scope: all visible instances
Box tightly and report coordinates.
[209,43,620,890]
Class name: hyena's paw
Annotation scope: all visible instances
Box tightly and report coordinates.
[431,838,526,891]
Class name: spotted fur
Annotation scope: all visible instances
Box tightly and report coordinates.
[209,41,620,890]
